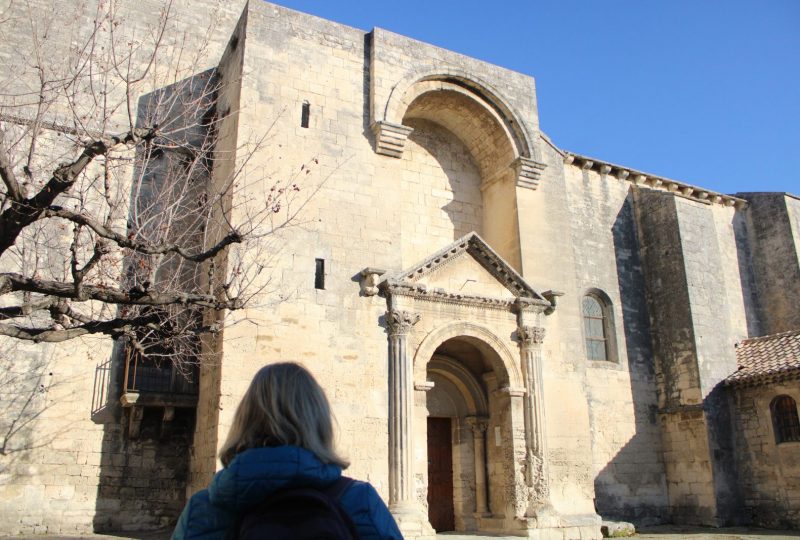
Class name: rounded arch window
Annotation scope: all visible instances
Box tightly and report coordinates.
[582,291,616,362]
[771,395,800,444]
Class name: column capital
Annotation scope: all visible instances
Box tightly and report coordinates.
[465,416,489,433]
[386,309,421,336]
[518,325,545,347]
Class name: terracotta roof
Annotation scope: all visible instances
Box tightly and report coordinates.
[726,330,800,387]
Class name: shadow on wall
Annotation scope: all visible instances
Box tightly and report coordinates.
[592,190,670,526]
[405,119,483,242]
[92,388,195,532]
[91,70,215,532]
[732,211,763,338]
[0,342,66,477]
[91,341,195,531]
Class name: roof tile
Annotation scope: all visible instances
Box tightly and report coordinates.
[726,330,800,387]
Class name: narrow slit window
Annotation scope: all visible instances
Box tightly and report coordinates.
[315,258,325,290]
[301,101,310,128]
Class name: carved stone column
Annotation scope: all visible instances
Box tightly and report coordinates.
[466,416,490,516]
[517,325,550,509]
[386,309,421,511]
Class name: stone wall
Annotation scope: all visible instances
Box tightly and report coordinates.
[738,193,800,335]
[551,159,668,524]
[635,189,748,525]
[0,0,242,533]
[731,381,800,528]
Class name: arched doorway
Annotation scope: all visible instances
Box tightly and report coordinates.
[424,337,501,532]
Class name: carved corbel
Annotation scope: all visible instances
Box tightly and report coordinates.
[513,156,547,190]
[371,120,414,158]
[541,289,564,315]
[360,267,386,296]
[616,169,630,181]
[647,178,662,188]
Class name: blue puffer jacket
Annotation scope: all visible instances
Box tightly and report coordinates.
[171,445,403,540]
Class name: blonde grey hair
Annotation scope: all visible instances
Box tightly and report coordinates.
[219,362,349,469]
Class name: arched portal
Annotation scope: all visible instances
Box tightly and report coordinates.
[379,75,542,270]
[421,333,516,533]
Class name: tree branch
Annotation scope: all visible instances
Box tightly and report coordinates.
[0,127,156,255]
[0,298,56,320]
[0,312,161,343]
[0,272,240,309]
[0,129,22,202]
[44,206,242,262]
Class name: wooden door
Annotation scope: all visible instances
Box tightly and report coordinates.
[427,417,455,532]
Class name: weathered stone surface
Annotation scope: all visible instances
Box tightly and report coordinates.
[1,0,798,537]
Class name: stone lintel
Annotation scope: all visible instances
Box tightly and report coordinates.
[513,296,551,315]
[371,120,414,158]
[513,156,547,190]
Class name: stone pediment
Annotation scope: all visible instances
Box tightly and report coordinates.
[380,232,550,310]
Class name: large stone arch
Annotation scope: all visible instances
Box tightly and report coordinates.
[413,321,522,391]
[382,67,537,163]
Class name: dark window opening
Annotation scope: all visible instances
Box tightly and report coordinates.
[315,258,325,289]
[301,101,310,128]
[771,395,800,443]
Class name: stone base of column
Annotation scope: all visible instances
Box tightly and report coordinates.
[390,502,436,540]
[520,512,602,540]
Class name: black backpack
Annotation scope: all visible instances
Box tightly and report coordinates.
[229,477,359,540]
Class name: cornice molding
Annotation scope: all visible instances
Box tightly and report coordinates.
[563,151,748,209]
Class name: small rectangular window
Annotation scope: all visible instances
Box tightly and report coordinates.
[301,102,310,128]
[315,258,325,289]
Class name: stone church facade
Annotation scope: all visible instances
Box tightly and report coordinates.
[1,2,798,538]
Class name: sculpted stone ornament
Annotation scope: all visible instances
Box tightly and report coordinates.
[385,309,421,336]
[528,453,550,505]
[359,267,386,296]
[518,325,545,346]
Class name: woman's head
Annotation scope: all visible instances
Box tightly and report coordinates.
[219,362,349,469]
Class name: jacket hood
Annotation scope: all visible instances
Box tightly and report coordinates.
[207,445,342,512]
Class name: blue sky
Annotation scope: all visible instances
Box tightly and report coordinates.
[272,1,798,195]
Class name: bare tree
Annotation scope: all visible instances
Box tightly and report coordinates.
[0,1,313,371]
